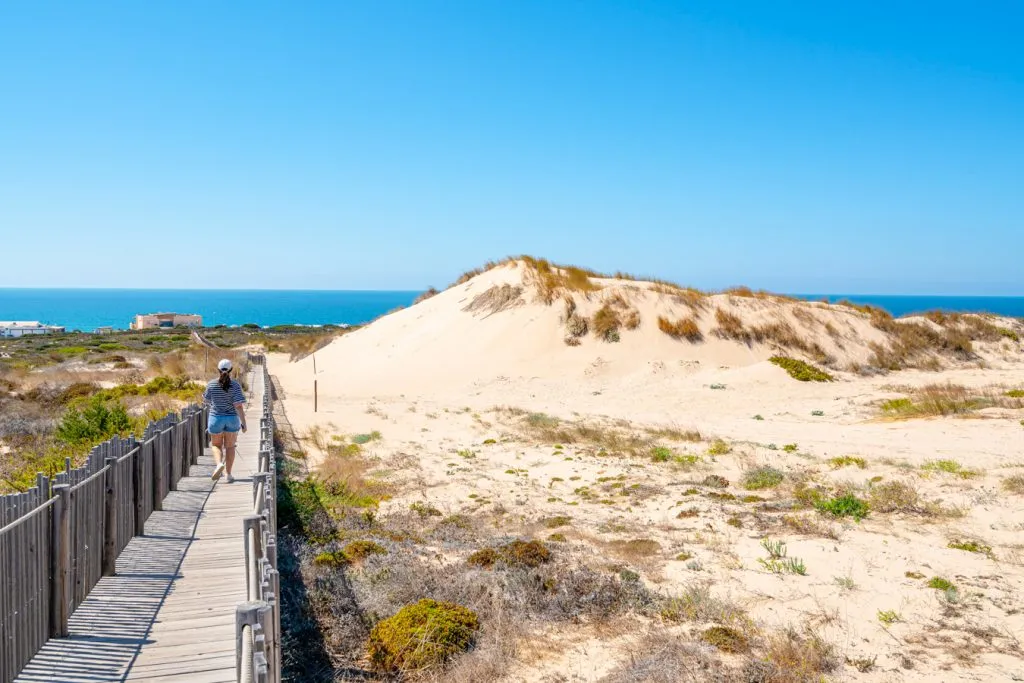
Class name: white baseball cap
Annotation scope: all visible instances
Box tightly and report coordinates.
[218,359,233,372]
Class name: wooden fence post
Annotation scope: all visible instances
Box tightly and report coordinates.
[103,457,118,577]
[133,442,145,536]
[243,514,263,601]
[154,434,165,512]
[50,485,71,638]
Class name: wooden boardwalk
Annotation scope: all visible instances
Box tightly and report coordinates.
[15,380,264,683]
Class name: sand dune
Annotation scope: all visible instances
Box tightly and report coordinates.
[273,260,1024,682]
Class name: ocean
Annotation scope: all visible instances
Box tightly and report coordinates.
[0,289,421,332]
[0,289,1021,333]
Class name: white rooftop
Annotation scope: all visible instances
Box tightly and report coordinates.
[0,321,63,328]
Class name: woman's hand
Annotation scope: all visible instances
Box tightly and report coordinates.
[241,421,248,433]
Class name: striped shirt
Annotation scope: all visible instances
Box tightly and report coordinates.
[203,379,246,417]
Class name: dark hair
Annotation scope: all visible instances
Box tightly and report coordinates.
[218,369,231,392]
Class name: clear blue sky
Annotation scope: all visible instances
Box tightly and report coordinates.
[1,2,1021,294]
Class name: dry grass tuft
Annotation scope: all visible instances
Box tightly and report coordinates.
[463,284,524,315]
[657,316,703,342]
[609,538,662,561]
[780,514,841,540]
[599,631,727,683]
[744,627,840,683]
[879,383,1021,418]
[593,303,624,342]
[713,308,749,342]
[1002,474,1024,495]
[867,480,962,518]
[660,583,747,625]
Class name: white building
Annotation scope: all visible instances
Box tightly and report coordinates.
[0,321,66,338]
[131,312,203,330]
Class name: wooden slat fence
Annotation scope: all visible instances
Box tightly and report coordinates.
[0,403,208,683]
[236,355,281,683]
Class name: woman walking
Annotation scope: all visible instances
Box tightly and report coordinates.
[203,358,247,483]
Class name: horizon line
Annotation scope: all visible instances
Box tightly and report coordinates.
[0,286,1022,298]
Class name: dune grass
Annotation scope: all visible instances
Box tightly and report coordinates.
[657,316,703,342]
[879,383,1021,418]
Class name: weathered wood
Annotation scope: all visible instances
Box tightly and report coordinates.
[103,456,118,577]
[153,431,166,512]
[13,367,267,683]
[50,485,70,639]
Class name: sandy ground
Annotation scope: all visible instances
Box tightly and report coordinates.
[272,263,1024,682]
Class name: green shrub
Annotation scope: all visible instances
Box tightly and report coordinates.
[352,431,382,445]
[877,610,901,625]
[741,466,784,490]
[407,501,440,518]
[314,550,348,567]
[922,459,980,479]
[815,494,869,521]
[367,599,479,672]
[650,446,673,462]
[543,515,572,528]
[769,356,834,382]
[707,439,731,456]
[343,540,387,562]
[548,533,567,542]
[999,328,1020,342]
[1006,389,1024,398]
[948,540,992,555]
[880,397,913,413]
[55,396,134,446]
[782,443,798,453]
[700,626,749,653]
[828,456,866,469]
[926,576,956,591]
[55,346,89,355]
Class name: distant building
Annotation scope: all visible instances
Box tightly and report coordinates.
[131,313,203,330]
[94,326,115,335]
[0,321,66,337]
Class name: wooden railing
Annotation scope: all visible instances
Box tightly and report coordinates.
[0,403,207,683]
[235,356,281,683]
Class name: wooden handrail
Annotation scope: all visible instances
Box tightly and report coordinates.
[236,355,281,683]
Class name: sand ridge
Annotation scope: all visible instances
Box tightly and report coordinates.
[273,261,1024,681]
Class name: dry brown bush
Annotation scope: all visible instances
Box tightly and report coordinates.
[658,316,703,342]
[743,627,840,683]
[593,303,623,341]
[623,309,642,330]
[598,631,729,683]
[413,287,439,304]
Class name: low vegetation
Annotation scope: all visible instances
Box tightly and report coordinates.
[741,466,784,490]
[366,599,479,672]
[814,493,870,521]
[657,316,702,342]
[879,382,1022,418]
[769,356,834,382]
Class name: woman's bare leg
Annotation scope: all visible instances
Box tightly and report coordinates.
[211,432,224,464]
[224,431,239,476]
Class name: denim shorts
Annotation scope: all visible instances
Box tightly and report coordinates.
[208,414,241,434]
